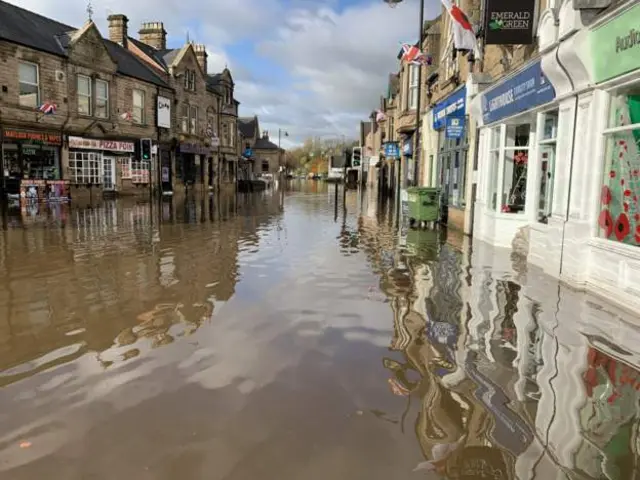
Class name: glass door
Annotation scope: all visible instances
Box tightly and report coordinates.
[102,156,116,191]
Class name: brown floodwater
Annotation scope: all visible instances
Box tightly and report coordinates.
[1,181,640,479]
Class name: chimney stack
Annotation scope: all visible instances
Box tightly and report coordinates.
[138,22,167,50]
[107,14,129,47]
[262,130,269,139]
[193,44,208,74]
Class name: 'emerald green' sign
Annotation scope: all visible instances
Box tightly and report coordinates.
[590,3,640,84]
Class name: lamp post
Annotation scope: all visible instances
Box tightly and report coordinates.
[278,128,289,175]
[384,0,424,188]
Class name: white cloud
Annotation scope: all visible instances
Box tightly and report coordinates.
[7,0,443,147]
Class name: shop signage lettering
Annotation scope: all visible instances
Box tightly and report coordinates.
[445,116,465,139]
[481,60,555,125]
[68,136,135,152]
[484,0,535,45]
[590,3,640,83]
[157,96,171,129]
[2,128,62,145]
[433,86,466,130]
[179,143,211,155]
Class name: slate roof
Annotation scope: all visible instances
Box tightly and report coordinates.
[0,0,168,88]
[254,136,280,150]
[238,117,258,139]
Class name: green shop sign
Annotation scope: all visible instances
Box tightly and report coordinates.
[591,3,640,84]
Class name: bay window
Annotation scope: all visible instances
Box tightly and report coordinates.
[598,89,640,247]
[537,110,558,224]
[19,62,39,108]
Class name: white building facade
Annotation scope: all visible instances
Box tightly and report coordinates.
[470,0,640,313]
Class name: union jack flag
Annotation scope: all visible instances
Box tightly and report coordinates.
[375,110,386,123]
[120,111,132,121]
[400,43,432,66]
[38,102,57,115]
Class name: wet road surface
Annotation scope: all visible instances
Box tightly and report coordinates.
[1,181,640,479]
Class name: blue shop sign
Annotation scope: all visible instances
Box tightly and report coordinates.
[243,148,253,157]
[433,86,466,130]
[445,116,465,139]
[384,142,400,159]
[403,136,413,156]
[481,60,555,125]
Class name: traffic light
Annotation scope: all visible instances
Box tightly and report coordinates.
[140,138,152,160]
[352,147,361,167]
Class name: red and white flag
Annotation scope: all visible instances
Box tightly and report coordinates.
[441,0,477,54]
[400,43,433,66]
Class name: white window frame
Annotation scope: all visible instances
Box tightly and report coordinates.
[535,109,559,224]
[499,123,533,214]
[120,156,132,179]
[77,74,92,116]
[181,104,189,133]
[95,79,109,119]
[487,125,502,212]
[132,89,145,124]
[408,64,419,111]
[190,105,198,135]
[68,151,102,185]
[18,61,40,108]
[131,158,150,184]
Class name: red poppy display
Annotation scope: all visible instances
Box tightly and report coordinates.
[599,210,614,238]
[614,213,630,241]
[601,186,612,205]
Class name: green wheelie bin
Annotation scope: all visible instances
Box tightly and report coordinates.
[407,187,440,223]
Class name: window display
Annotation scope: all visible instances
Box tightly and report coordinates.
[501,124,530,214]
[598,91,640,246]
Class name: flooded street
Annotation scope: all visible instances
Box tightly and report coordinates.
[1,181,640,479]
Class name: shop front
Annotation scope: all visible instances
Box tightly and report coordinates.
[470,60,556,248]
[431,86,469,230]
[1,127,69,203]
[177,142,212,189]
[67,136,144,196]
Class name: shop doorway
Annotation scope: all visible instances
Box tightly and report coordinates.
[160,149,172,193]
[102,157,116,191]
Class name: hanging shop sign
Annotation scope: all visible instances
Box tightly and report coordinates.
[445,116,466,139]
[483,0,536,45]
[433,86,466,130]
[2,128,62,145]
[157,96,171,129]
[68,136,135,153]
[481,60,555,125]
[243,148,253,158]
[590,2,640,84]
[383,142,400,159]
[403,136,413,156]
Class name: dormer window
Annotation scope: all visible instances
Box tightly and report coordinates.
[184,70,196,91]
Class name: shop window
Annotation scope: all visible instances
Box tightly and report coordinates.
[190,105,198,135]
[121,157,132,179]
[19,62,39,108]
[487,126,501,211]
[181,104,189,133]
[501,124,531,214]
[131,159,150,184]
[438,128,468,209]
[77,75,92,116]
[598,90,640,246]
[68,151,101,185]
[408,65,419,111]
[23,145,60,179]
[132,89,145,124]
[537,110,558,224]
[95,79,109,119]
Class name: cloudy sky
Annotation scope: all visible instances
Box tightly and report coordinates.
[11,0,442,148]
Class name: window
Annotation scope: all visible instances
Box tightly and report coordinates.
[121,157,132,179]
[68,151,101,184]
[132,89,145,124]
[222,122,229,146]
[95,79,109,119]
[262,160,269,172]
[184,70,196,91]
[131,159,150,184]
[598,90,640,247]
[225,88,231,105]
[537,110,558,223]
[408,64,419,111]
[19,62,39,108]
[500,124,531,214]
[438,126,469,209]
[77,75,92,115]
[190,105,198,135]
[229,122,235,147]
[487,126,501,211]
[181,104,189,133]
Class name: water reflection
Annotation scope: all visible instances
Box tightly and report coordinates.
[1,182,639,479]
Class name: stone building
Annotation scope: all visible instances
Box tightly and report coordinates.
[238,116,284,175]
[110,17,240,192]
[0,0,172,201]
